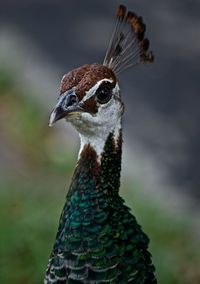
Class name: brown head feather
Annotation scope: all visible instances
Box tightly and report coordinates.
[61,64,116,97]
[75,64,115,98]
[60,64,116,114]
[60,64,91,94]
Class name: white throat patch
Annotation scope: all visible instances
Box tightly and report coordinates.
[79,117,122,159]
[78,81,122,159]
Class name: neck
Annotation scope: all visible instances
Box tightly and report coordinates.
[79,118,122,159]
[71,120,122,196]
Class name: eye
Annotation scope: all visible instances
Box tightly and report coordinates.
[96,83,113,104]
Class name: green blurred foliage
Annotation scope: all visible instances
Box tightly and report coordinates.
[0,70,199,284]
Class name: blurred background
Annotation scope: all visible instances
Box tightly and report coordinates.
[0,0,200,283]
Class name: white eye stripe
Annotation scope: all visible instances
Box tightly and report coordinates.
[112,83,120,98]
[81,78,113,103]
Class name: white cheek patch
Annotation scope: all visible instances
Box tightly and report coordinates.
[77,96,122,157]
[81,78,114,103]
[69,81,122,159]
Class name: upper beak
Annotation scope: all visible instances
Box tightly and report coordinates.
[49,89,82,127]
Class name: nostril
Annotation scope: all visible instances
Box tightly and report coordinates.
[69,95,78,106]
[64,93,78,108]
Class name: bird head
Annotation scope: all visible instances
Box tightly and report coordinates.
[49,5,154,138]
[49,64,123,136]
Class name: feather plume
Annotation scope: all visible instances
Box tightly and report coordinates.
[103,5,154,74]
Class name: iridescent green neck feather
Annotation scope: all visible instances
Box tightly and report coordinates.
[45,130,157,284]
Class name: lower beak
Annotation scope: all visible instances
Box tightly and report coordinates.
[49,90,82,127]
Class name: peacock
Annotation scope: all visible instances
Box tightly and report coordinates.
[45,5,157,284]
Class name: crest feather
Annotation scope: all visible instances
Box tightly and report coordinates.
[103,5,154,74]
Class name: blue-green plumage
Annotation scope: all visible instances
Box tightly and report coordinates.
[45,133,156,283]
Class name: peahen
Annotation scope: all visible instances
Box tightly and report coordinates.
[45,5,157,284]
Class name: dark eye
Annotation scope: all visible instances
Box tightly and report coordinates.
[96,83,113,104]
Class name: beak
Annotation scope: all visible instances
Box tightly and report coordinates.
[49,89,82,127]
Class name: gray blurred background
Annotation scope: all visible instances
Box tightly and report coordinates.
[1,0,199,204]
[0,1,200,283]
